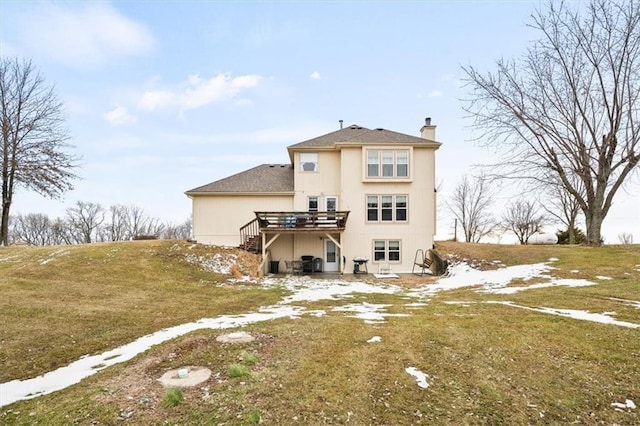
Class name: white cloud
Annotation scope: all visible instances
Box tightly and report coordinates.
[427,90,443,98]
[310,71,321,80]
[103,106,137,126]
[138,73,263,112]
[21,3,154,66]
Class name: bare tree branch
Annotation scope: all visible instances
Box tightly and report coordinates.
[0,58,80,245]
[447,174,497,243]
[462,0,640,245]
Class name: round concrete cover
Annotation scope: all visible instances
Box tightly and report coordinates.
[159,366,212,388]
[216,331,255,343]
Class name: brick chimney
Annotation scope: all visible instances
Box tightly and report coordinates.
[420,117,436,140]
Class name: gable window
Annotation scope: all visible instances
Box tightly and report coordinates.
[366,149,409,178]
[366,195,408,222]
[308,196,318,212]
[373,240,401,262]
[300,153,318,172]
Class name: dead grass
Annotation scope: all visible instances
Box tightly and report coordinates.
[1,241,639,425]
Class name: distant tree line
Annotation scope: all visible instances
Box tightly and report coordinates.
[447,174,633,245]
[8,201,191,246]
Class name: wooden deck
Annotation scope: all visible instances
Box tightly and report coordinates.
[254,211,350,233]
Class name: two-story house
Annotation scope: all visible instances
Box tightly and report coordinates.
[185,118,441,274]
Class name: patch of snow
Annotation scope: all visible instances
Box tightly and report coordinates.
[367,336,382,343]
[184,253,237,274]
[570,270,579,273]
[0,305,305,408]
[275,277,399,303]
[332,302,408,324]
[405,367,429,388]
[405,302,429,308]
[607,298,640,309]
[482,278,595,294]
[548,257,559,262]
[0,254,20,262]
[39,249,70,265]
[444,301,475,307]
[595,275,613,280]
[611,399,636,410]
[407,262,552,297]
[493,302,639,328]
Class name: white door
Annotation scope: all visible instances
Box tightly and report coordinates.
[324,239,339,272]
[325,196,337,221]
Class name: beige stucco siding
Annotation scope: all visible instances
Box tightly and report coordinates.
[293,151,341,210]
[191,194,293,246]
[339,146,437,273]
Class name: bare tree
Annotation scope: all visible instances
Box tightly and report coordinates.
[0,58,79,245]
[50,217,73,245]
[124,205,151,238]
[447,174,496,243]
[463,0,640,245]
[103,204,129,241]
[618,232,633,244]
[503,200,547,244]
[11,212,52,245]
[66,201,105,244]
[161,217,192,240]
[543,176,584,244]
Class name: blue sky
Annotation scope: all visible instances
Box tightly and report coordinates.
[1,0,638,243]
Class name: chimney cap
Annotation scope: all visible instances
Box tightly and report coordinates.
[425,117,432,126]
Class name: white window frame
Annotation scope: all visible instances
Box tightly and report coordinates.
[366,149,410,179]
[366,195,408,222]
[300,153,318,172]
[308,196,319,212]
[373,240,401,263]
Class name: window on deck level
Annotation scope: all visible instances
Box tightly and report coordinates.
[308,196,318,212]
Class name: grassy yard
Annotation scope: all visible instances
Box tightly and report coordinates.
[0,240,639,425]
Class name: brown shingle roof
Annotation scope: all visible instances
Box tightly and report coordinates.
[185,164,293,194]
[287,124,440,149]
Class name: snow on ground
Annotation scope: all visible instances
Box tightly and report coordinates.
[595,275,613,280]
[184,252,238,274]
[482,278,595,295]
[2,256,638,408]
[39,249,70,265]
[367,336,382,343]
[491,302,640,329]
[0,306,305,407]
[405,367,430,388]
[406,260,582,298]
[608,298,640,309]
[332,302,409,324]
[611,399,636,410]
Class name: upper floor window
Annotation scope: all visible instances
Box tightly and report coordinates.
[366,149,409,178]
[300,153,318,172]
[367,195,408,222]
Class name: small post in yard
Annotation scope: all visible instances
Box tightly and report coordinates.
[453,218,457,242]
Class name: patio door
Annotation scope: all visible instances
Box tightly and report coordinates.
[324,239,339,272]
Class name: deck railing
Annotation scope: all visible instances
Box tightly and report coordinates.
[254,211,350,232]
[239,217,261,252]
